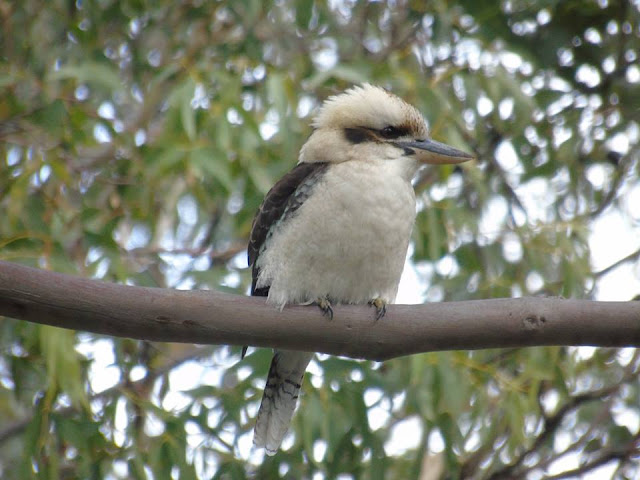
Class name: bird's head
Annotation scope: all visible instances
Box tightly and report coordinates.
[299,84,473,178]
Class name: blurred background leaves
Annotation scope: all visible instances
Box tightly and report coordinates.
[1,0,640,478]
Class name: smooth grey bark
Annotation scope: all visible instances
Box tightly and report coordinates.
[0,260,638,361]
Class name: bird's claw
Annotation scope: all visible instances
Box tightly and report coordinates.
[370,297,387,320]
[316,296,333,320]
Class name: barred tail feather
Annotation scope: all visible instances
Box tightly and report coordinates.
[253,350,314,455]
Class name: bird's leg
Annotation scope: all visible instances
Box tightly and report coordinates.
[369,297,387,320]
[315,296,333,320]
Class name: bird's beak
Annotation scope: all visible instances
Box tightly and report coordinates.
[399,138,474,165]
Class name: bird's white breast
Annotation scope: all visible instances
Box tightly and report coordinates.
[256,158,418,308]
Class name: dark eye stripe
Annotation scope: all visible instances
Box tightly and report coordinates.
[344,128,372,144]
[380,126,409,139]
[344,126,410,144]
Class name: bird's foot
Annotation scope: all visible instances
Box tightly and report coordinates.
[315,296,333,320]
[369,297,387,320]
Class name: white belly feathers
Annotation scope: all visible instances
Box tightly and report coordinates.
[255,159,417,308]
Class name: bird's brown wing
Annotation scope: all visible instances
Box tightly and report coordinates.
[248,162,329,296]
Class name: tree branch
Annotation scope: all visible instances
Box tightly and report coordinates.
[487,382,626,480]
[1,261,639,361]
[542,439,638,480]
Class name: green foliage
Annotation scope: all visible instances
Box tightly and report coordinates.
[1,1,639,479]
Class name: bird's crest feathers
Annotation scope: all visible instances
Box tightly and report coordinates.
[312,83,427,138]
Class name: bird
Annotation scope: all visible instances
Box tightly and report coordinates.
[247,84,473,455]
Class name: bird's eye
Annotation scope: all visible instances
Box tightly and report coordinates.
[380,126,403,139]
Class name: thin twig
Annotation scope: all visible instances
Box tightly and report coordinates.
[594,247,640,278]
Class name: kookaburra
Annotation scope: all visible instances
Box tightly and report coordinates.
[248,84,472,455]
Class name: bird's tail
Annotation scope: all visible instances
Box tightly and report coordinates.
[253,350,313,455]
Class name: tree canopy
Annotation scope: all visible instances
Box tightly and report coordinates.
[1,1,639,479]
